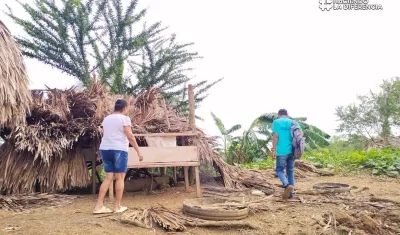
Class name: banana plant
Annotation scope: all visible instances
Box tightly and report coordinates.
[226,117,273,164]
[256,113,331,149]
[210,112,242,158]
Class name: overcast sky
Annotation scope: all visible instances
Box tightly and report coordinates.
[1,0,399,138]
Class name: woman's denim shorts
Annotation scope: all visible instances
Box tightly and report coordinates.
[99,150,128,173]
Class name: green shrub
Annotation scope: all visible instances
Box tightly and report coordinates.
[240,148,400,177]
[241,157,275,170]
[304,147,400,177]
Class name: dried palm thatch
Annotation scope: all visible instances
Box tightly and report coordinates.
[120,205,260,232]
[0,20,31,127]
[0,193,77,211]
[0,79,281,195]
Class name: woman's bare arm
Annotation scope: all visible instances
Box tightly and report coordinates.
[123,126,143,161]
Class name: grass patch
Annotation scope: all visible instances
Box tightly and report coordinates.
[240,148,400,178]
[304,147,400,177]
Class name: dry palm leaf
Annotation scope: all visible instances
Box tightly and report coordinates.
[0,193,77,211]
[121,205,259,232]
[0,20,31,127]
[0,78,298,195]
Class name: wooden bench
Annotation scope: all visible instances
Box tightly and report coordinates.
[106,145,201,199]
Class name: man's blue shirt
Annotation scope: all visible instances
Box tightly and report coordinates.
[272,117,301,156]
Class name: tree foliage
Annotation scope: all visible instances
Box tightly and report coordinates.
[6,0,155,88]
[211,112,330,165]
[6,0,221,106]
[335,77,400,145]
[210,112,241,158]
[128,34,223,115]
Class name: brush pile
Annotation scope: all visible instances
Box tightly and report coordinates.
[120,205,259,232]
[0,193,77,212]
[0,79,283,195]
[0,20,32,128]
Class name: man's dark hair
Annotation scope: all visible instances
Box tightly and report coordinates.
[114,99,128,112]
[278,109,288,116]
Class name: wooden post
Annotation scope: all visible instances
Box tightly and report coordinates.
[188,84,196,185]
[184,166,190,191]
[161,98,170,179]
[194,166,202,197]
[173,167,177,183]
[92,154,96,194]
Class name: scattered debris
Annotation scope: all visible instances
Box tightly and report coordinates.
[0,193,77,211]
[297,182,351,195]
[183,198,249,221]
[251,190,265,197]
[120,205,259,232]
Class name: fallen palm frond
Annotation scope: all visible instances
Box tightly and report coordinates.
[120,205,260,232]
[295,161,335,176]
[0,20,31,127]
[0,193,78,211]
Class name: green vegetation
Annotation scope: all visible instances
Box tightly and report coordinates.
[211,112,331,165]
[335,77,400,147]
[6,0,221,112]
[304,148,400,177]
[212,77,400,178]
[5,1,400,179]
[241,147,400,178]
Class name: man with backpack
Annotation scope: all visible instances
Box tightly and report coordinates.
[271,109,305,199]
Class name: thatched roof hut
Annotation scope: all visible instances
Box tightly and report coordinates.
[0,80,280,195]
[0,20,31,127]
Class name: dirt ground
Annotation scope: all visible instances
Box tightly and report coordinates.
[0,175,399,235]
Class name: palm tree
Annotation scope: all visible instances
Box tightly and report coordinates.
[210,112,241,158]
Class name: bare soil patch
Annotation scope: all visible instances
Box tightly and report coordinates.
[0,175,399,235]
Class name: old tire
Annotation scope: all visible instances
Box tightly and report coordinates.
[313,183,350,193]
[183,198,249,221]
[184,211,249,221]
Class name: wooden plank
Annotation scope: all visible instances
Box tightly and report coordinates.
[134,132,198,137]
[128,146,198,165]
[128,162,199,168]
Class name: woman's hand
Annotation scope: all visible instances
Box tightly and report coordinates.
[137,151,143,161]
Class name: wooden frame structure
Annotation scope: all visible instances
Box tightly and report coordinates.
[87,84,202,199]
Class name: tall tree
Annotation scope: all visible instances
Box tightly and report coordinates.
[6,0,221,102]
[6,0,158,88]
[335,94,381,140]
[128,33,223,115]
[335,77,400,145]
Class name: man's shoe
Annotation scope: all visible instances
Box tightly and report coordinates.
[283,185,294,199]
